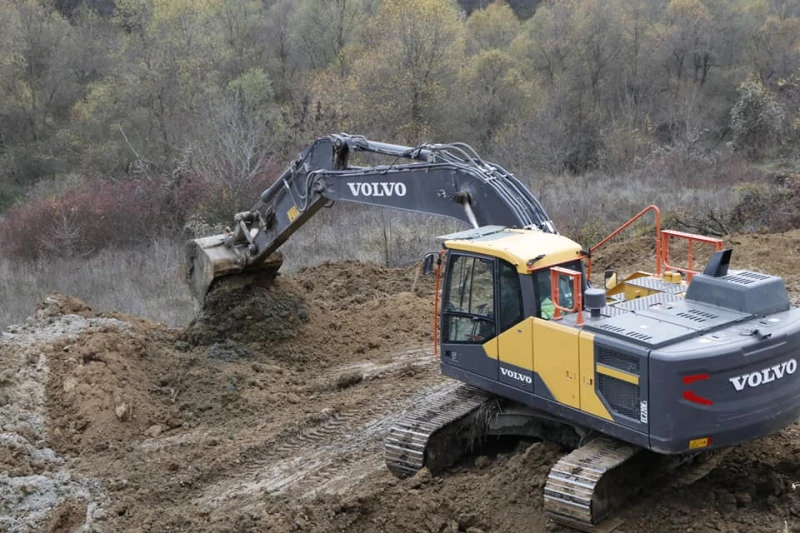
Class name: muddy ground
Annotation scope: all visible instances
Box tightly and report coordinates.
[2,235,800,533]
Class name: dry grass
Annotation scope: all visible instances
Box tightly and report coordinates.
[0,239,193,331]
[0,163,748,331]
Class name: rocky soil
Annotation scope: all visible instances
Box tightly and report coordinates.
[2,235,800,533]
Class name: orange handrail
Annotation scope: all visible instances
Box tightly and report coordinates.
[432,250,446,358]
[587,205,662,280]
[661,230,723,281]
[550,267,584,326]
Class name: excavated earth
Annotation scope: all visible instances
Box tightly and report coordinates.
[2,235,800,533]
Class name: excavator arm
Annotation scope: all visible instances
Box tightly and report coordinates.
[186,133,555,303]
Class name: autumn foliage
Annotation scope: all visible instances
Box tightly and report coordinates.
[1,0,800,259]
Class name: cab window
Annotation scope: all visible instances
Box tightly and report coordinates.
[499,260,523,331]
[533,262,581,320]
[444,255,495,343]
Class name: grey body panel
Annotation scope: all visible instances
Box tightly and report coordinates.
[441,362,651,449]
[647,307,800,452]
[441,344,497,380]
[685,269,791,316]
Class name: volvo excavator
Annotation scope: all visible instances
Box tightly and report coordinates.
[186,134,800,531]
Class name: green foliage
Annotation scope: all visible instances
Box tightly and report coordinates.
[726,175,800,232]
[459,49,531,149]
[1,0,800,247]
[344,0,466,142]
[731,76,786,159]
[465,1,521,54]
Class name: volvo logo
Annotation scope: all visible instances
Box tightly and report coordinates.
[346,182,407,197]
[501,367,532,384]
[729,358,797,391]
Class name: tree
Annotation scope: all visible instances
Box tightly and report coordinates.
[730,75,785,159]
[459,50,531,149]
[663,0,715,88]
[465,1,521,55]
[346,0,466,142]
[288,0,376,74]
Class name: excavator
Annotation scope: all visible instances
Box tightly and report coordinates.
[186,134,800,531]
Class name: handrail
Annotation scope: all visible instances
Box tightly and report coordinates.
[433,250,446,358]
[661,230,723,281]
[550,267,584,326]
[587,205,662,280]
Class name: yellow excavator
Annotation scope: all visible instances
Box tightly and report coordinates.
[187,134,800,531]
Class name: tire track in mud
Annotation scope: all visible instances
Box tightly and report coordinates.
[196,349,461,511]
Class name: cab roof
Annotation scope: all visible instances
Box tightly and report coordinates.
[439,226,583,274]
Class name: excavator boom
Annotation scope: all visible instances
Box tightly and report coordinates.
[186,134,555,303]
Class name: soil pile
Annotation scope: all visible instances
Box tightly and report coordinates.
[3,245,800,532]
[184,260,434,364]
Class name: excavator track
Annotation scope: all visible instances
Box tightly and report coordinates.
[544,437,731,532]
[385,383,494,478]
[544,437,640,532]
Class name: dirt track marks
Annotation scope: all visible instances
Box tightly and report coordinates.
[196,349,457,512]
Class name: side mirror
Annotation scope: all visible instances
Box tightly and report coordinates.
[604,269,619,291]
[422,252,439,276]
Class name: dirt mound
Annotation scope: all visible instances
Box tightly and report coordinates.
[620,427,800,532]
[183,274,309,349]
[5,253,800,532]
[184,261,434,365]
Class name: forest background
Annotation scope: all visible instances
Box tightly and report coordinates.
[1,0,799,327]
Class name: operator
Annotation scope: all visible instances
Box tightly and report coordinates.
[538,276,555,320]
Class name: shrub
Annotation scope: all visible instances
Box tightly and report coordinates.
[728,174,800,233]
[731,76,786,160]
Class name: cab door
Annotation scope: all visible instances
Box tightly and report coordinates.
[440,253,499,381]
[531,266,581,408]
[496,260,534,393]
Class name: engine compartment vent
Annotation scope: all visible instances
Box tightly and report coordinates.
[596,323,654,342]
[721,271,770,285]
[597,347,640,374]
[676,308,719,323]
[598,374,640,420]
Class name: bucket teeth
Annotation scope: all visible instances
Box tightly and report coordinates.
[185,234,282,304]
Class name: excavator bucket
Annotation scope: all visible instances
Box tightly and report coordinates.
[185,234,283,304]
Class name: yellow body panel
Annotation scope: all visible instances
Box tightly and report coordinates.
[533,318,579,408]
[487,319,614,421]
[597,364,640,385]
[623,284,659,300]
[482,337,499,359]
[605,271,651,299]
[445,229,583,273]
[497,318,535,371]
[578,332,613,420]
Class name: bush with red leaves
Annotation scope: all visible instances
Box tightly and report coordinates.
[0,163,279,260]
